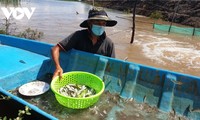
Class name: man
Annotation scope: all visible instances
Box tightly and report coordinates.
[51,8,117,79]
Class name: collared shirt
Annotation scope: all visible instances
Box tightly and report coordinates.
[58,29,115,57]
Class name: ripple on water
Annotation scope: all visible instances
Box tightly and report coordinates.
[135,32,200,71]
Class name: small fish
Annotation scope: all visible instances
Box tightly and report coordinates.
[100,113,103,117]
[143,95,146,102]
[124,57,128,61]
[89,106,99,115]
[124,98,133,102]
[172,108,176,116]
[59,84,95,98]
[129,98,133,102]
[118,79,122,87]
[103,110,107,115]
[191,108,200,112]
[170,79,183,85]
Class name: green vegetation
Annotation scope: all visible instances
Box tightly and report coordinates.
[0,94,31,120]
[150,11,163,20]
[0,18,14,35]
[60,0,81,1]
[0,94,11,100]
[0,29,6,34]
[0,18,44,40]
[123,9,132,14]
[0,106,31,120]
[16,106,31,120]
[0,0,21,7]
[16,28,44,40]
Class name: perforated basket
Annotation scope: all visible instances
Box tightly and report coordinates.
[51,71,105,109]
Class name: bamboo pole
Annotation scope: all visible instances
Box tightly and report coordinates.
[168,1,180,34]
[130,0,137,44]
[192,22,197,36]
[192,27,196,36]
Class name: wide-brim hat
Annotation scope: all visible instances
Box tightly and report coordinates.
[80,8,117,28]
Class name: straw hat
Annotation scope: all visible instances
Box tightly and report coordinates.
[80,8,117,28]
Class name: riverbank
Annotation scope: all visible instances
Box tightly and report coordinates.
[82,0,200,28]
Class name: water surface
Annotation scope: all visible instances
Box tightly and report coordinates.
[1,0,199,77]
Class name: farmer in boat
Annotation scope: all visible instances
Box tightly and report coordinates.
[51,7,117,79]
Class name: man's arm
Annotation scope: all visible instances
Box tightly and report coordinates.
[111,43,115,58]
[51,44,63,79]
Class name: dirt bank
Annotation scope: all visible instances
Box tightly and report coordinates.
[83,0,200,27]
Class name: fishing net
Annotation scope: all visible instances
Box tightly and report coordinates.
[153,23,200,36]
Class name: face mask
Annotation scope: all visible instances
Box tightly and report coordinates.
[91,24,105,36]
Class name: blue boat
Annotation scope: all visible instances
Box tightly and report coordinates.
[0,34,200,119]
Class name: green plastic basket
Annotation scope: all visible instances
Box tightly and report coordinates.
[51,71,105,109]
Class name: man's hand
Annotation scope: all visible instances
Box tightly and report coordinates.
[51,45,63,80]
[52,67,63,80]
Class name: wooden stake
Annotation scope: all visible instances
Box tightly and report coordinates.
[168,1,180,34]
[130,0,137,44]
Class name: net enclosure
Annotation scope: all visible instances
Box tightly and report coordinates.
[153,23,200,36]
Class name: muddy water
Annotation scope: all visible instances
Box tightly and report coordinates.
[0,0,199,77]
[108,15,200,77]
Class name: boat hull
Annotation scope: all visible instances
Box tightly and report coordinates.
[0,34,200,119]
